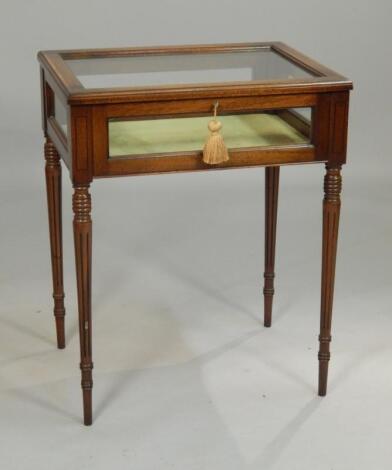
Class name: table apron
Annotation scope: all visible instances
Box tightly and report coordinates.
[95,146,317,177]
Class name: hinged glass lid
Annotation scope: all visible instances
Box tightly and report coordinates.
[64,48,316,89]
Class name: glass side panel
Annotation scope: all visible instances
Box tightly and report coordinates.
[108,108,312,158]
[65,49,315,89]
[54,95,68,137]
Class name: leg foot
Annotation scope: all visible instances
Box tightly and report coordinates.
[81,364,93,425]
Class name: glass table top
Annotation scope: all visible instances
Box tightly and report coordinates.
[64,48,315,89]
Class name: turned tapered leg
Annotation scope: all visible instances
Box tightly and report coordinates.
[263,166,280,327]
[73,184,93,425]
[44,138,66,349]
[318,165,342,396]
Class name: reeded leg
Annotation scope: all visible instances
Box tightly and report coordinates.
[44,138,66,349]
[263,166,280,327]
[73,184,93,425]
[318,165,342,396]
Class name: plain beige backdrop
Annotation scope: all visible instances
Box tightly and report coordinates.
[0,1,391,469]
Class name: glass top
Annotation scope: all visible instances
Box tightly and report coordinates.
[64,49,315,89]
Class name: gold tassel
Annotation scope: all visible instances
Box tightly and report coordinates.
[202,102,229,165]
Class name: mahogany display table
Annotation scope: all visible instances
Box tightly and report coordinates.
[38,42,352,425]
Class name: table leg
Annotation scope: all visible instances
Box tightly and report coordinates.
[44,138,66,349]
[263,166,280,327]
[72,184,93,425]
[318,165,342,396]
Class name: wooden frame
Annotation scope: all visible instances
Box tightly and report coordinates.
[38,42,352,425]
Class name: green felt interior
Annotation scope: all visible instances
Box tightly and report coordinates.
[109,113,309,157]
